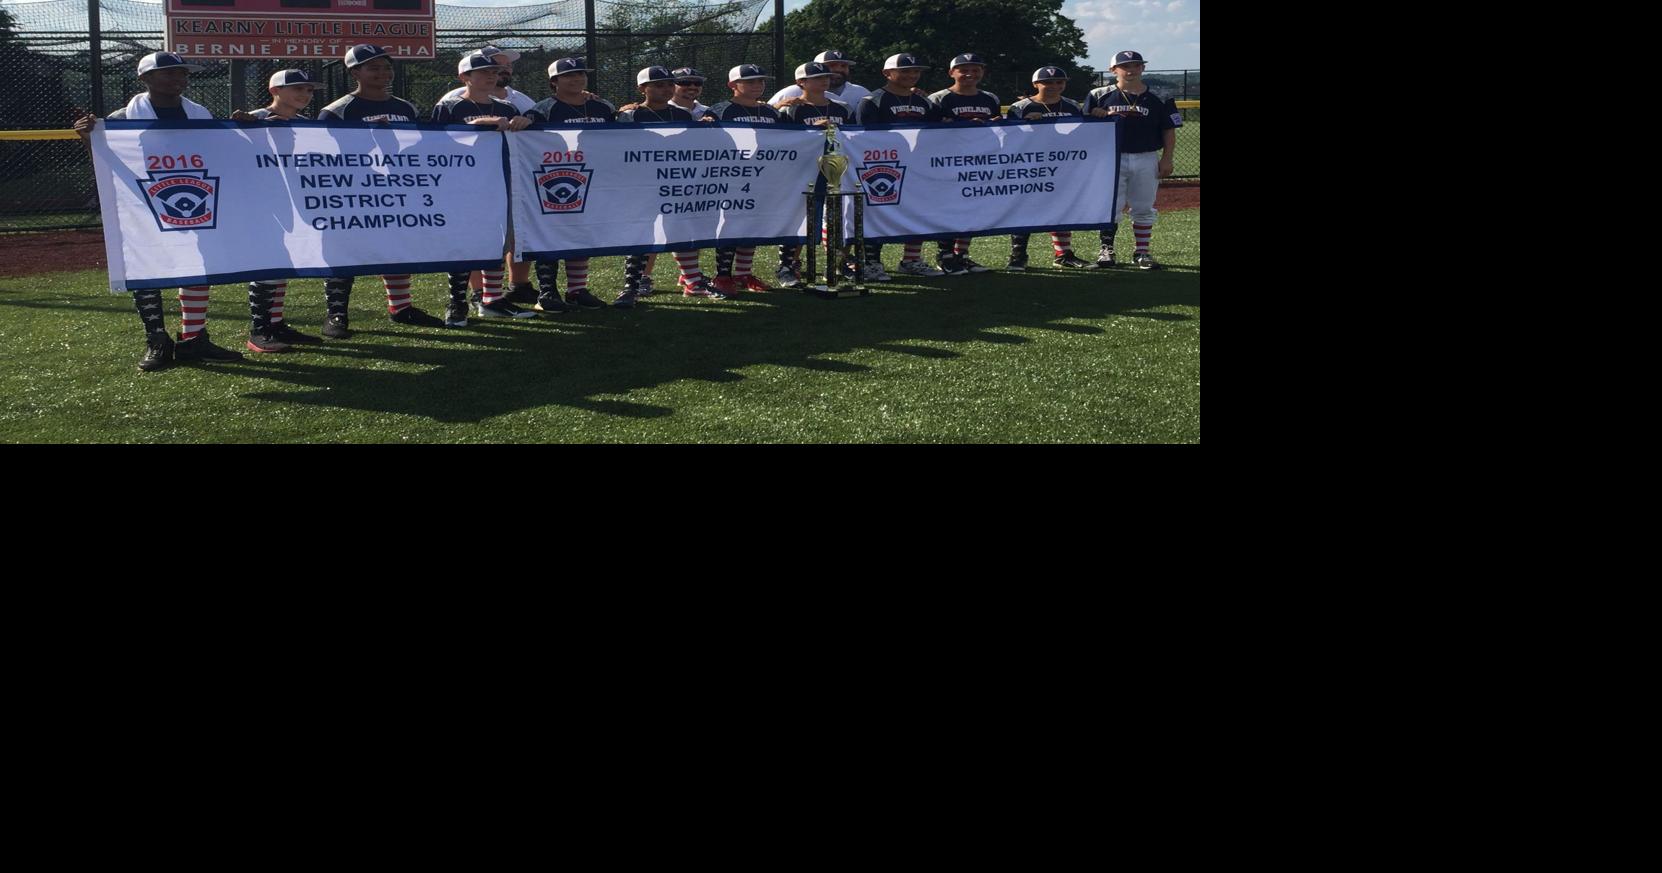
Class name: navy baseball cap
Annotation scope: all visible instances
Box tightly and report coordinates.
[457,53,505,75]
[478,45,521,64]
[137,52,203,76]
[549,57,589,78]
[884,53,927,71]
[637,66,675,85]
[795,62,833,80]
[950,53,987,69]
[728,64,769,82]
[671,67,706,84]
[1111,50,1147,68]
[268,69,320,89]
[814,50,855,66]
[1031,66,1068,82]
[344,44,391,68]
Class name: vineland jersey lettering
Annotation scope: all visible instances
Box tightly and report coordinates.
[317,95,419,123]
[706,101,781,124]
[528,98,617,123]
[1008,97,1083,120]
[929,89,1001,122]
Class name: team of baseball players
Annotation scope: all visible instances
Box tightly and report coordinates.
[75,45,1182,371]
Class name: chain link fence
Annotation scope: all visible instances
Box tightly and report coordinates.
[1,0,776,230]
[2,1,1198,230]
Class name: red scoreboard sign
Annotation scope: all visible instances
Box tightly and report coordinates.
[165,0,437,61]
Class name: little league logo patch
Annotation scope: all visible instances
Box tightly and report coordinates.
[859,162,905,207]
[137,169,220,231]
[536,163,593,215]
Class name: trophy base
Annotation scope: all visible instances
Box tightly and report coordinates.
[807,283,869,299]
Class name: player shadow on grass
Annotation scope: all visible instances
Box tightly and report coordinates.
[221,266,1198,424]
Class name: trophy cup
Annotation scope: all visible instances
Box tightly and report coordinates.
[803,121,868,299]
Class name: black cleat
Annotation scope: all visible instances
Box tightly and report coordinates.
[269,323,321,345]
[1094,245,1117,269]
[390,306,445,327]
[567,290,607,309]
[443,301,469,327]
[506,283,538,305]
[1054,251,1092,269]
[322,313,352,339]
[1134,253,1162,270]
[246,331,291,353]
[535,292,572,313]
[174,330,244,363]
[138,335,174,372]
[475,299,539,319]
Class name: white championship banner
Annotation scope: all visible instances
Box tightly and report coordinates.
[90,120,511,292]
[838,117,1120,242]
[508,123,827,261]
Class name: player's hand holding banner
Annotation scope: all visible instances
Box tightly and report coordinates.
[508,122,826,261]
[839,117,1120,242]
[90,119,511,291]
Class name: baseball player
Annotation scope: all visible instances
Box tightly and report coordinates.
[314,44,446,336]
[705,64,780,296]
[440,45,537,113]
[230,68,327,351]
[854,52,947,279]
[431,52,538,323]
[72,51,242,370]
[615,66,718,293]
[439,45,540,304]
[669,68,714,119]
[613,66,724,309]
[524,57,616,313]
[774,62,853,289]
[1006,66,1092,271]
[769,50,870,108]
[1083,50,1181,269]
[928,52,1002,275]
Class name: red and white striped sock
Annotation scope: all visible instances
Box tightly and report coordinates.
[567,258,589,295]
[268,282,288,325]
[903,242,923,263]
[1134,224,1153,256]
[382,274,413,313]
[675,251,704,286]
[479,269,505,305]
[177,286,210,341]
[1050,232,1073,257]
[734,247,755,278]
[954,238,970,256]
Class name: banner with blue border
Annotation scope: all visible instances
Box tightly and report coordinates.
[91,120,509,291]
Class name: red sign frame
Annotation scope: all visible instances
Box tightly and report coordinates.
[165,0,437,62]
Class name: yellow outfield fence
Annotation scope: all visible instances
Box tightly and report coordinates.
[0,130,83,141]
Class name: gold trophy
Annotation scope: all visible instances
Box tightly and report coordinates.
[804,121,867,298]
[818,122,849,196]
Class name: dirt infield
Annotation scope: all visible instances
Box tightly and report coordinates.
[1,184,1198,278]
[0,229,108,278]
